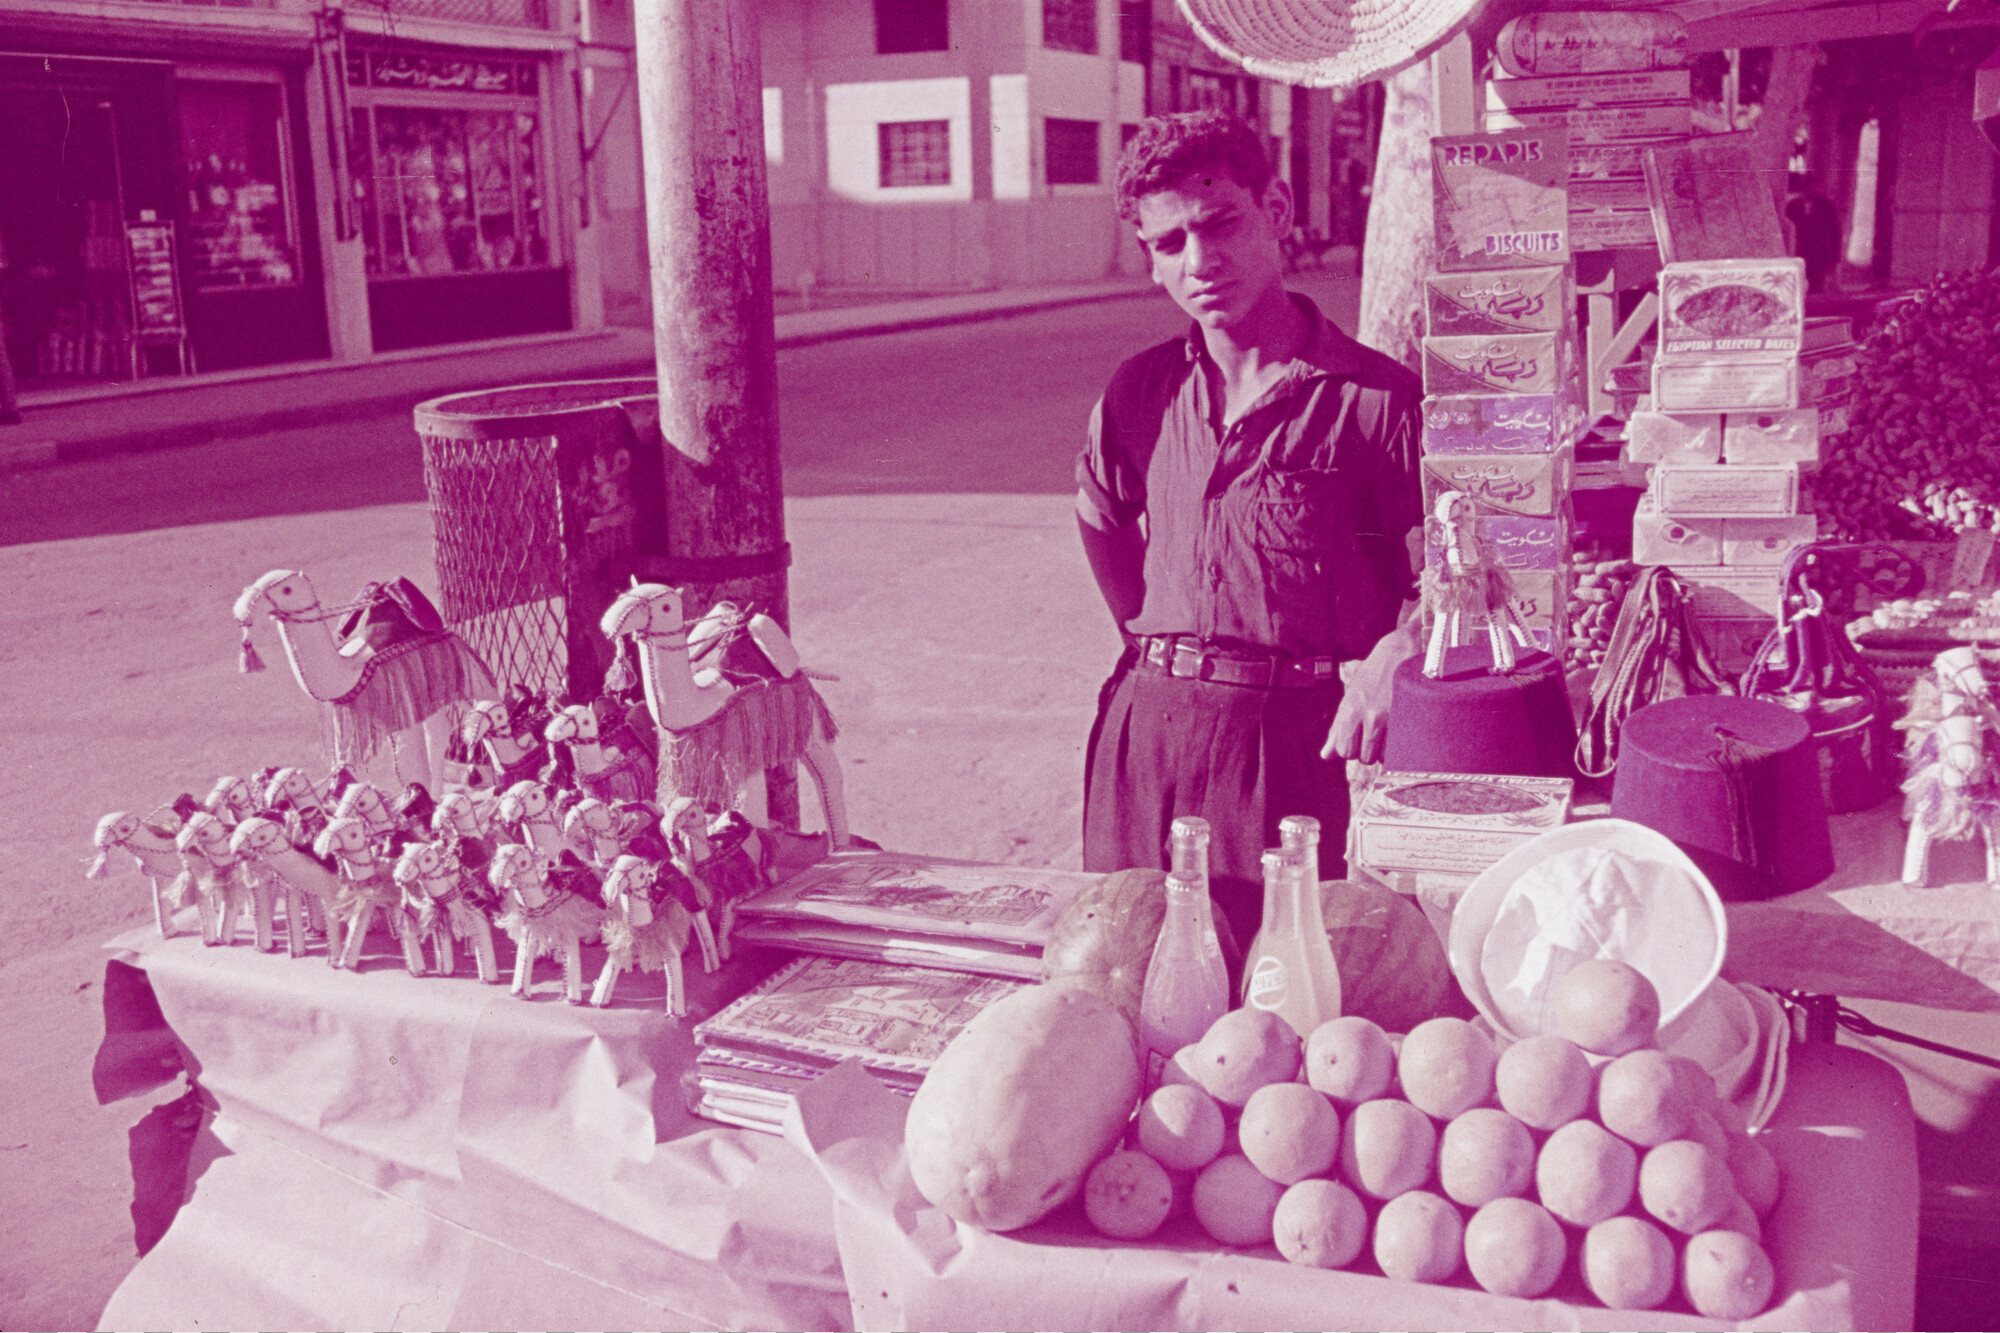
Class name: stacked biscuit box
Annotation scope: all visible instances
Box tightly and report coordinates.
[1483,69,1692,252]
[1421,128,1586,657]
[1629,256,1855,672]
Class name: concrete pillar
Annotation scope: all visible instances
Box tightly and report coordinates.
[631,0,797,816]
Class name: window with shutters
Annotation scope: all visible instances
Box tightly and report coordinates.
[874,0,949,54]
[878,119,952,187]
[1045,117,1099,186]
[1042,0,1097,54]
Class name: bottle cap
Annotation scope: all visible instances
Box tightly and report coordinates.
[1170,816,1212,843]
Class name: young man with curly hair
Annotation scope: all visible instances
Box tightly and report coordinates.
[1076,109,1424,944]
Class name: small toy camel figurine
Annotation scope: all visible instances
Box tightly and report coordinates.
[497,780,568,857]
[204,776,260,826]
[316,816,423,973]
[393,841,500,982]
[174,812,263,948]
[232,816,344,958]
[489,843,603,1002]
[545,700,656,804]
[1900,646,2000,888]
[462,699,548,791]
[662,797,739,968]
[563,797,628,868]
[1422,490,1534,677]
[432,790,497,876]
[264,767,333,844]
[335,781,398,842]
[601,584,850,847]
[592,855,694,1015]
[235,572,495,794]
[90,809,187,937]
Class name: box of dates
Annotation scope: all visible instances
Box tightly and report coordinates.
[1658,258,1807,359]
[1355,771,1574,877]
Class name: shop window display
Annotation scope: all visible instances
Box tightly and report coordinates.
[178,80,300,290]
[346,50,551,281]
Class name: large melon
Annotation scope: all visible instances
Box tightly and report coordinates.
[1321,878,1456,1035]
[1042,868,1450,1034]
[905,982,1142,1232]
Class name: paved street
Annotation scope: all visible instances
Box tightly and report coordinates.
[0,278,1355,1329]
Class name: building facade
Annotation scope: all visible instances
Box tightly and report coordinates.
[0,0,604,394]
[0,0,1354,397]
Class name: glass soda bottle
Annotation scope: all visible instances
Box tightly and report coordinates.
[1241,837,1343,1039]
[1138,818,1229,1088]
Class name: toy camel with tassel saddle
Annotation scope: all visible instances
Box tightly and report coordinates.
[1421,490,1534,677]
[1899,646,2000,888]
[601,584,851,849]
[234,572,496,794]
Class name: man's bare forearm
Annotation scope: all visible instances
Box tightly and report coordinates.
[1077,508,1147,630]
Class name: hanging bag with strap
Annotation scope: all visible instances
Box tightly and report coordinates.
[1740,543,1897,812]
[1576,566,1733,779]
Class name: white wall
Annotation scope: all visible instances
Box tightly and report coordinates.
[824,77,974,203]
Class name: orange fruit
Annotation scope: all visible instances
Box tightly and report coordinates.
[1397,1018,1497,1121]
[1552,959,1661,1056]
[1495,1034,1595,1130]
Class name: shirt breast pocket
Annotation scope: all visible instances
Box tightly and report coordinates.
[1253,469,1338,558]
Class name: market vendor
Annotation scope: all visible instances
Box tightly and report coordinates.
[1077,110,1424,945]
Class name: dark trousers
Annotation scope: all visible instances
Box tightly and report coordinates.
[1082,649,1349,951]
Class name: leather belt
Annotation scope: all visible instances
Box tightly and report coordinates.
[1136,636,1339,691]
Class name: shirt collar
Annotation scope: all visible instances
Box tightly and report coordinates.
[1181,292,1365,379]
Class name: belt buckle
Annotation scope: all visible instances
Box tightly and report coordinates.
[1143,637,1169,669]
[1171,640,1205,680]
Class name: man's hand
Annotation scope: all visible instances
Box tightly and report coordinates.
[1322,622,1422,763]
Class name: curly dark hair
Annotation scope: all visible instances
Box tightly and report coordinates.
[1114,110,1274,224]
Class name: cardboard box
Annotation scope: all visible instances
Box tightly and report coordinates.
[1658,259,1807,358]
[1422,393,1581,454]
[1652,463,1800,517]
[1642,138,1787,264]
[1425,266,1571,335]
[1485,103,1693,143]
[1431,129,1571,271]
[1632,496,1722,566]
[1354,771,1573,877]
[1802,316,1855,352]
[1723,514,1819,567]
[1568,136,1685,181]
[1723,409,1819,466]
[1679,566,1786,618]
[1626,410,1722,465]
[1652,357,1800,413]
[1426,512,1570,571]
[1694,615,1772,675]
[1422,446,1574,518]
[1484,69,1693,113]
[1423,333,1566,396]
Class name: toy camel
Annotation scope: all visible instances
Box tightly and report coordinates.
[592,855,693,1015]
[601,584,850,847]
[393,841,500,982]
[204,776,259,826]
[1901,646,2000,887]
[232,815,344,959]
[315,816,423,973]
[462,699,548,790]
[497,780,569,857]
[335,781,398,842]
[91,809,188,937]
[174,812,264,948]
[263,767,333,844]
[489,843,603,1002]
[235,572,495,794]
[563,797,626,868]
[545,701,656,804]
[1422,490,1533,677]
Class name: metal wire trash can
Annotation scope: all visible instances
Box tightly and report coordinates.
[415,379,665,702]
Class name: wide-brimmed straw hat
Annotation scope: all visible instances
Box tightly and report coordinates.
[1176,0,1484,88]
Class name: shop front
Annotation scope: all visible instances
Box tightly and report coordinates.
[0,49,327,389]
[344,43,570,351]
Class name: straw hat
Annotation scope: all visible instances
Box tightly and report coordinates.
[1175,0,1485,89]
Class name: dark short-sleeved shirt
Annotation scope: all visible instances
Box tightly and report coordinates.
[1076,295,1425,663]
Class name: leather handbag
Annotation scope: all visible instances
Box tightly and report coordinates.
[1740,544,1899,813]
[1576,567,1733,778]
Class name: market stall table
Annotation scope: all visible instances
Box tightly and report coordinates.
[90,827,1981,1332]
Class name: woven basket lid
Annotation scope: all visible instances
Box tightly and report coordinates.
[1175,0,1485,89]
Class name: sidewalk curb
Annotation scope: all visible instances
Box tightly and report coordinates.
[3,284,1156,474]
